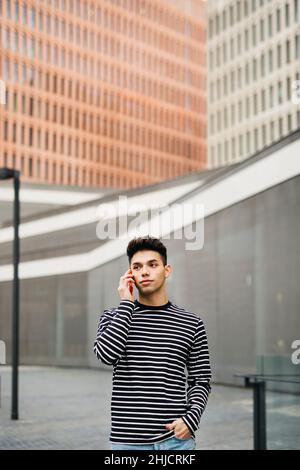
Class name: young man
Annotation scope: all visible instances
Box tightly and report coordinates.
[94,236,212,450]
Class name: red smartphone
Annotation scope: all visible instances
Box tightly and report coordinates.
[129,269,133,295]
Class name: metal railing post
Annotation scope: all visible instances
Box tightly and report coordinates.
[253,380,266,450]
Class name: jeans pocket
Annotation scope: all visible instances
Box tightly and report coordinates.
[171,436,196,450]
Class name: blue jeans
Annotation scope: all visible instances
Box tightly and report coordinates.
[110,435,196,451]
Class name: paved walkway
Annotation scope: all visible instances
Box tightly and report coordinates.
[0,366,254,450]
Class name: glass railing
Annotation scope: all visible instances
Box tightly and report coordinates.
[235,374,300,450]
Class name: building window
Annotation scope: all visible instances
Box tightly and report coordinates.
[238,67,242,87]
[38,11,43,30]
[278,81,283,104]
[230,70,235,91]
[277,44,282,67]
[260,18,264,41]
[231,104,235,124]
[252,24,257,46]
[29,6,35,28]
[295,0,299,22]
[269,85,274,107]
[286,40,291,63]
[244,0,249,17]
[4,121,8,140]
[296,35,300,59]
[46,14,51,34]
[279,117,283,136]
[253,57,257,79]
[238,100,243,120]
[230,37,234,59]
[21,95,25,113]
[224,75,228,95]
[245,62,249,84]
[29,157,33,176]
[239,134,243,155]
[261,90,266,111]
[268,49,273,72]
[270,121,275,141]
[254,128,258,150]
[260,54,265,76]
[237,33,241,54]
[245,29,249,49]
[13,0,19,20]
[237,1,241,21]
[254,93,258,114]
[6,0,11,18]
[12,61,18,82]
[22,63,26,83]
[287,77,291,101]
[246,131,250,154]
[262,124,266,146]
[229,5,234,25]
[29,65,34,86]
[12,31,18,52]
[224,140,228,161]
[29,127,33,146]
[285,3,290,27]
[276,8,281,31]
[223,9,227,29]
[29,96,34,116]
[268,14,273,37]
[22,3,27,24]
[224,107,228,128]
[13,92,17,111]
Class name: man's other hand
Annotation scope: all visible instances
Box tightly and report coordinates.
[165,418,192,439]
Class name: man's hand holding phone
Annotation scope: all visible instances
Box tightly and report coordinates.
[118,268,135,302]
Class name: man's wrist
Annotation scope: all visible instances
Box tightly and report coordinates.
[181,414,197,434]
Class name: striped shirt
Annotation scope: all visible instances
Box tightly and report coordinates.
[94,298,212,444]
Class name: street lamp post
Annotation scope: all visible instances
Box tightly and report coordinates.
[0,167,20,420]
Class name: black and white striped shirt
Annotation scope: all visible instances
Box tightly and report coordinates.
[94,299,212,444]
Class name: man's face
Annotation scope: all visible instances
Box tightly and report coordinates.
[130,250,171,294]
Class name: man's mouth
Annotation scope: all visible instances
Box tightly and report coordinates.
[140,280,153,285]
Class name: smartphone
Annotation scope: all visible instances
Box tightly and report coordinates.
[128,269,133,295]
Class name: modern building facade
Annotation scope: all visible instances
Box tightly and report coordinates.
[207,0,300,168]
[0,0,206,189]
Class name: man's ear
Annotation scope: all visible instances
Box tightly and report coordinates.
[164,264,172,279]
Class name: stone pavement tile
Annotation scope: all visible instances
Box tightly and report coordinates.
[0,366,254,450]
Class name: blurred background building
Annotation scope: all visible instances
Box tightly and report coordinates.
[0,180,116,226]
[0,0,206,189]
[207,0,300,168]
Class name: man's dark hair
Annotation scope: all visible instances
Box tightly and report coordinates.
[127,236,167,266]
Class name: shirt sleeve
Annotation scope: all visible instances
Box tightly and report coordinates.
[93,299,135,366]
[181,317,212,434]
